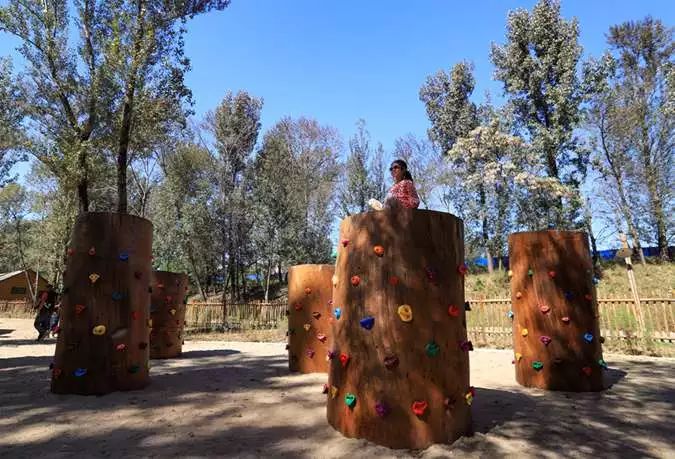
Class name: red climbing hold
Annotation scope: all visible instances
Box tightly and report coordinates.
[582,366,592,376]
[293,303,303,311]
[116,344,127,351]
[88,246,96,256]
[74,304,86,315]
[350,275,361,286]
[131,311,139,320]
[373,245,385,257]
[548,270,556,278]
[457,263,468,276]
[339,353,350,367]
[412,401,428,416]
[341,239,350,247]
[67,248,75,256]
[448,305,460,317]
[388,276,399,286]
[304,287,312,295]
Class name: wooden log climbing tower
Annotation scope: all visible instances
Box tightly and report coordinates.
[51,212,153,395]
[327,209,472,449]
[150,271,189,359]
[509,230,605,392]
[287,264,335,373]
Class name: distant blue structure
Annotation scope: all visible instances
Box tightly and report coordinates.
[471,246,672,268]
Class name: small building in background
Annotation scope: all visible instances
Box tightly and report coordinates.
[0,270,49,302]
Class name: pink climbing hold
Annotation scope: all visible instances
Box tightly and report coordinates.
[540,336,552,345]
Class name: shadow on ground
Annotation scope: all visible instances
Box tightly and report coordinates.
[0,341,673,458]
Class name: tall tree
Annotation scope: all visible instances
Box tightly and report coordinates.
[0,58,26,186]
[338,119,384,216]
[447,104,526,273]
[419,61,478,154]
[584,54,647,264]
[491,0,587,227]
[206,91,263,301]
[604,18,673,260]
[0,0,231,214]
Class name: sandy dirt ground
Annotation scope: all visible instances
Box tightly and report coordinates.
[1,318,673,459]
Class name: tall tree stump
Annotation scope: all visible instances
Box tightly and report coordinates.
[509,230,605,391]
[51,212,153,395]
[150,271,189,359]
[287,264,335,373]
[327,209,472,449]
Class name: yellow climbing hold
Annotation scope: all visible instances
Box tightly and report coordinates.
[397,304,413,322]
[521,328,529,337]
[330,385,338,399]
[89,273,100,284]
[169,308,176,316]
[508,270,513,277]
[147,319,153,327]
[515,352,522,361]
[92,325,106,335]
[304,323,311,331]
[332,275,338,287]
[465,392,473,406]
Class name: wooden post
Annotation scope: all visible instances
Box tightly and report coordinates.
[509,230,605,392]
[287,264,335,373]
[327,209,471,449]
[51,212,153,395]
[150,271,189,359]
[618,233,646,335]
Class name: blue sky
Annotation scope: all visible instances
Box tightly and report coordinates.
[2,0,673,249]
[3,0,672,159]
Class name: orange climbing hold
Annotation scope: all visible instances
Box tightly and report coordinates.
[373,245,385,257]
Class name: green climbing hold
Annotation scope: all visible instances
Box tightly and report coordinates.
[532,361,544,371]
[425,341,440,357]
[344,393,357,408]
[527,268,534,276]
[598,359,608,369]
[128,365,140,374]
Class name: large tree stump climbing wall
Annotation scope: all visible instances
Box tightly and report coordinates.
[327,209,472,450]
[150,271,189,359]
[509,230,605,392]
[287,264,335,373]
[51,212,153,395]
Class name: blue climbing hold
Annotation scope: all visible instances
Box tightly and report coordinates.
[506,310,514,319]
[564,291,574,300]
[119,252,129,261]
[583,332,594,343]
[359,316,375,330]
[334,308,341,320]
[592,277,599,285]
[74,368,87,377]
[112,291,123,301]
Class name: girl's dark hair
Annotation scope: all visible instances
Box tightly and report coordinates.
[392,159,413,181]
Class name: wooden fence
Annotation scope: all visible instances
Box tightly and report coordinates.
[185,301,287,331]
[466,297,674,355]
[2,297,673,355]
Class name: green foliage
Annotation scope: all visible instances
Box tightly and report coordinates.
[491,0,588,227]
[338,119,386,216]
[419,61,478,154]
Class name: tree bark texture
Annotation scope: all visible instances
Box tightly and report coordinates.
[150,271,189,359]
[509,230,605,392]
[51,212,153,395]
[326,209,472,449]
[287,264,335,374]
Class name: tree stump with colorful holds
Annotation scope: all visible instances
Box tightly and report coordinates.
[327,209,471,449]
[509,230,604,392]
[150,271,189,359]
[287,264,335,373]
[51,212,153,395]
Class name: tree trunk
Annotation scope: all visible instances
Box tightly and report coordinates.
[264,259,272,302]
[328,209,471,449]
[277,262,283,284]
[509,230,604,392]
[287,264,334,373]
[116,0,146,214]
[150,271,189,359]
[52,212,153,395]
